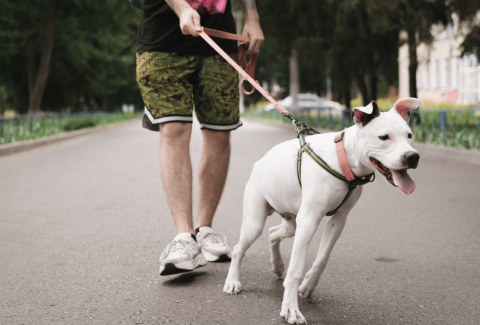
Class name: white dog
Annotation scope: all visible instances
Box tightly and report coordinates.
[224,98,421,324]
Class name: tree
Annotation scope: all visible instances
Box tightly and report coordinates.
[394,0,449,98]
[28,0,56,114]
[0,0,142,114]
[256,0,302,109]
[256,0,400,107]
[326,0,400,105]
[450,0,480,58]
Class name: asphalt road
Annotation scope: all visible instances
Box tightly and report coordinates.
[1,118,479,325]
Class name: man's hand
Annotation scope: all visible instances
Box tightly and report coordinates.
[242,17,264,54]
[166,0,201,36]
[179,8,201,36]
[238,0,264,54]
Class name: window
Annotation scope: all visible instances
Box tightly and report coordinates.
[451,58,457,87]
[443,58,450,88]
[424,62,429,89]
[416,66,422,89]
[470,54,477,67]
[432,60,438,89]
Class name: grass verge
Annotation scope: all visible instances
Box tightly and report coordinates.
[242,109,480,151]
[0,112,139,145]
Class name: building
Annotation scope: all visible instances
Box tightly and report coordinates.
[399,14,479,105]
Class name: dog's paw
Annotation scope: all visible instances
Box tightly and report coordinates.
[298,270,319,299]
[223,280,241,295]
[271,256,284,278]
[280,306,307,324]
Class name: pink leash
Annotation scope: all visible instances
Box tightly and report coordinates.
[199,28,366,183]
[198,28,290,116]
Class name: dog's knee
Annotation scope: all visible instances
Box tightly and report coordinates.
[284,272,303,287]
[231,244,245,258]
[269,225,282,243]
[269,219,296,243]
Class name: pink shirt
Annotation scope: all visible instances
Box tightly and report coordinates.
[186,0,227,14]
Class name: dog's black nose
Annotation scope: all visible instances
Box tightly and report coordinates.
[404,151,419,168]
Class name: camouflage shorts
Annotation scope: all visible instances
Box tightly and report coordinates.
[136,51,241,131]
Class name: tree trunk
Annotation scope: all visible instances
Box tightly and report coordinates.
[289,47,299,111]
[369,66,377,101]
[326,76,332,100]
[353,70,369,106]
[12,72,29,115]
[0,87,4,117]
[407,23,418,98]
[28,0,56,115]
[344,78,351,109]
[27,55,37,96]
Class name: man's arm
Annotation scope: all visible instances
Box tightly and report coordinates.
[165,0,201,37]
[238,0,264,54]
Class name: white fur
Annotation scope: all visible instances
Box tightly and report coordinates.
[224,100,420,324]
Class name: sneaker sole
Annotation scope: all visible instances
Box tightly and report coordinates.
[160,263,193,276]
[202,249,232,262]
[212,254,231,262]
[159,252,207,276]
[159,262,206,276]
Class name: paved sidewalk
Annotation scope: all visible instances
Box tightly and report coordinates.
[1,119,479,324]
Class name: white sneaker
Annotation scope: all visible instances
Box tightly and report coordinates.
[159,233,207,276]
[196,227,232,262]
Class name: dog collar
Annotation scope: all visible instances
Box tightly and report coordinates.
[334,130,375,185]
[334,130,356,182]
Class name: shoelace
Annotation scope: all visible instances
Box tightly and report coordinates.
[200,233,226,246]
[168,239,197,255]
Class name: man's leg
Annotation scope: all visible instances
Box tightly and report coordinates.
[196,129,231,229]
[194,129,232,262]
[159,122,194,235]
[191,53,240,261]
[158,122,207,275]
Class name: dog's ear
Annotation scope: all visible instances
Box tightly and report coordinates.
[390,98,421,122]
[352,101,380,127]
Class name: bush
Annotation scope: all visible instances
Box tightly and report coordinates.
[62,117,97,131]
[0,112,139,145]
[242,108,480,151]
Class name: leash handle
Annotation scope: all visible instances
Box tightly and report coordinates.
[203,28,250,42]
[202,28,257,96]
[197,27,290,116]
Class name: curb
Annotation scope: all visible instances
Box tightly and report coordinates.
[0,118,140,156]
[412,142,480,168]
[243,117,480,168]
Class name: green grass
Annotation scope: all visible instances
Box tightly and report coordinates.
[63,117,97,131]
[350,96,475,111]
[242,108,480,151]
[0,112,139,145]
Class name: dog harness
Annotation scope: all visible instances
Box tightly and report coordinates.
[295,122,374,216]
[197,28,374,215]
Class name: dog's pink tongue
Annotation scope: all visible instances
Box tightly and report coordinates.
[391,169,416,194]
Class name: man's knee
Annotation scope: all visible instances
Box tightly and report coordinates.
[202,130,230,149]
[160,123,192,141]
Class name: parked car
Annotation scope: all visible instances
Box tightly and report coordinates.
[263,94,343,112]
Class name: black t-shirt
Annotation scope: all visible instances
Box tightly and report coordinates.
[136,0,238,55]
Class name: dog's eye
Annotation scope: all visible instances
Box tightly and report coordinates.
[408,133,412,138]
[378,134,389,141]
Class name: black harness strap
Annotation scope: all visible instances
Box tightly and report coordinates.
[294,122,374,216]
